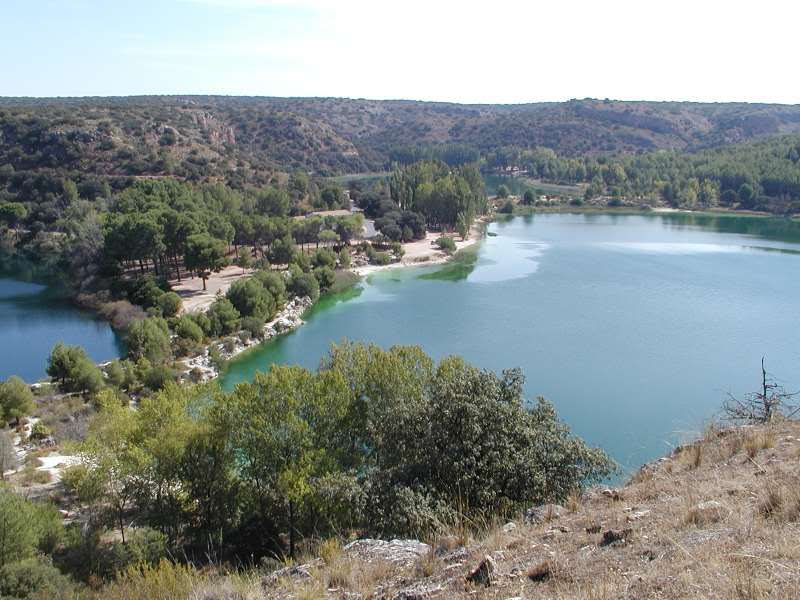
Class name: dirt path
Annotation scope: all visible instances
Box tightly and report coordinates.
[171,265,254,313]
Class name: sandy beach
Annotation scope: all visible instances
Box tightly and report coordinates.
[352,216,488,277]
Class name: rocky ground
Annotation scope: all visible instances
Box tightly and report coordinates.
[247,419,800,599]
[180,295,313,382]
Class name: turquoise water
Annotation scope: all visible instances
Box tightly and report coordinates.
[221,212,800,475]
[0,278,123,382]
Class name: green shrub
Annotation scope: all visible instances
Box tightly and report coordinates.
[240,316,266,340]
[0,558,75,599]
[435,236,456,253]
[499,199,515,214]
[312,248,337,269]
[29,422,51,441]
[290,272,320,302]
[156,292,182,318]
[143,365,176,392]
[174,316,203,344]
[313,266,336,292]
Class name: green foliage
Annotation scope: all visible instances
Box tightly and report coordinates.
[389,161,486,230]
[496,184,510,198]
[338,247,351,269]
[207,298,240,337]
[289,271,320,302]
[313,266,336,292]
[522,189,536,205]
[313,248,337,269]
[0,490,63,568]
[0,376,34,426]
[143,365,177,392]
[435,236,456,253]
[156,292,182,318]
[46,343,104,395]
[29,421,51,441]
[126,318,171,364]
[226,277,276,321]
[173,316,204,344]
[499,199,515,213]
[291,250,312,273]
[0,557,76,600]
[184,234,228,291]
[252,269,286,306]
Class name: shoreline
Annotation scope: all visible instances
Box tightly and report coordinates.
[352,215,490,278]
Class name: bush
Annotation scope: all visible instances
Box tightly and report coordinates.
[101,528,168,576]
[240,316,266,340]
[338,248,351,268]
[0,558,75,599]
[46,344,104,395]
[174,316,203,344]
[126,318,171,365]
[289,272,320,302]
[226,278,275,320]
[369,251,392,265]
[435,236,456,253]
[499,199,515,214]
[156,292,182,318]
[313,266,336,292]
[29,421,51,441]
[291,251,312,273]
[143,365,177,392]
[313,248,337,269]
[207,298,240,337]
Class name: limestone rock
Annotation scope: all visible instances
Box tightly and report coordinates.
[525,503,564,524]
[466,554,496,587]
[343,539,430,566]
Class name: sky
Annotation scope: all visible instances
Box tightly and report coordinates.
[2,0,799,104]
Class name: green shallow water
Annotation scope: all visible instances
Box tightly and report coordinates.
[221,212,800,476]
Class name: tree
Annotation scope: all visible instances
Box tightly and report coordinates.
[0,490,38,567]
[0,376,33,426]
[496,184,510,199]
[207,298,241,336]
[235,247,253,274]
[724,358,799,423]
[289,272,320,302]
[46,343,103,394]
[184,234,228,291]
[226,278,275,320]
[157,292,182,318]
[313,266,336,292]
[126,318,171,364]
[269,235,297,266]
[738,183,756,209]
[68,390,144,545]
[522,189,536,205]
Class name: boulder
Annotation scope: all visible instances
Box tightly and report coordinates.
[466,554,496,587]
[525,503,564,524]
[343,539,430,565]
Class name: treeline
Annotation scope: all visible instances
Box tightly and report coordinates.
[487,136,800,213]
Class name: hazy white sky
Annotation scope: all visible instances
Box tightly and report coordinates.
[3,0,798,103]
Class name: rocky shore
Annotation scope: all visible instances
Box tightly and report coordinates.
[180,295,313,382]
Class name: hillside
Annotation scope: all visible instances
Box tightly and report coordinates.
[96,419,800,599]
[2,97,800,180]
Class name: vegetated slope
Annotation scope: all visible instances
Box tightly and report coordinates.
[2,96,800,179]
[108,419,797,599]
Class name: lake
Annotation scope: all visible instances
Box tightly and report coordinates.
[0,277,123,382]
[221,212,800,476]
